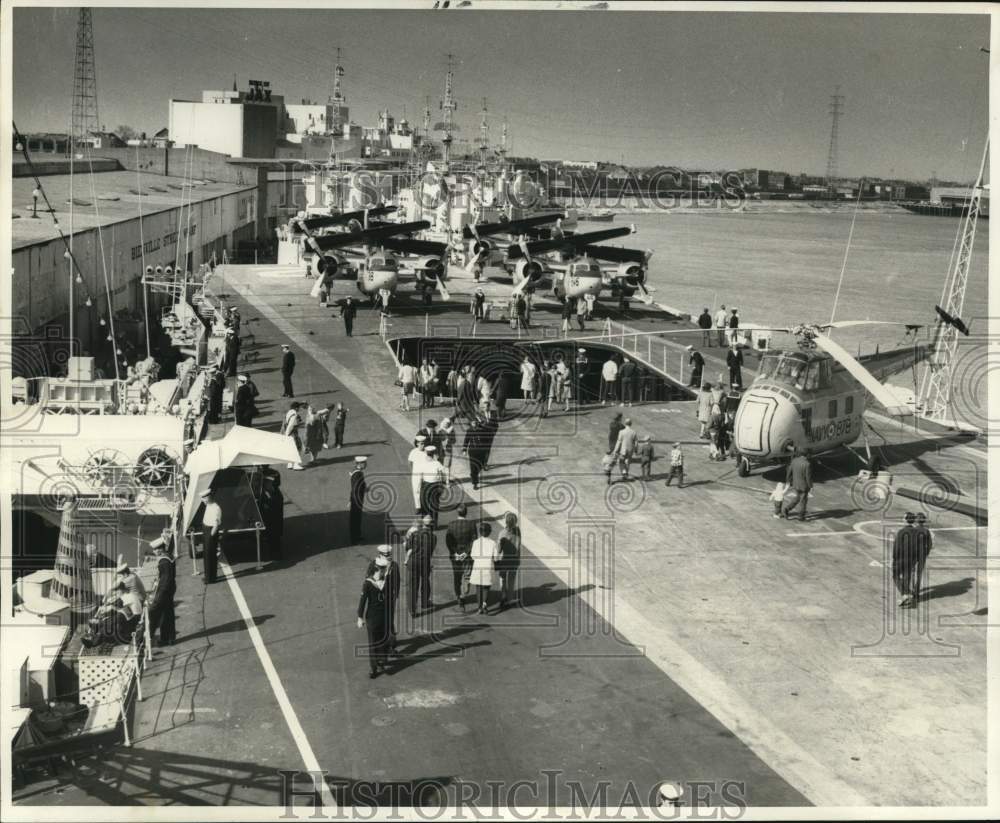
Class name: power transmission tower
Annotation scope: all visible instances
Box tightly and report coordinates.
[825,86,844,190]
[917,136,988,424]
[71,8,99,145]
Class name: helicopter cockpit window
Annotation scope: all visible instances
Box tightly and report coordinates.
[759,354,781,379]
[803,364,819,391]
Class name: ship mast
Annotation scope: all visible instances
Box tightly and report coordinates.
[440,53,457,171]
[327,47,346,209]
[478,97,489,171]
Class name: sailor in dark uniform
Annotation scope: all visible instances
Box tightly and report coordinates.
[366,544,401,654]
[234,374,255,427]
[349,456,368,544]
[357,556,393,678]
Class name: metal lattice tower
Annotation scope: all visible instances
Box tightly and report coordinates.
[439,53,457,168]
[71,8,99,144]
[918,136,988,423]
[825,87,844,188]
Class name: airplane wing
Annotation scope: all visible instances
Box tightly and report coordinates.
[583,245,649,264]
[299,206,397,233]
[462,213,564,240]
[812,332,912,416]
[507,225,634,259]
[381,237,450,257]
[312,220,431,251]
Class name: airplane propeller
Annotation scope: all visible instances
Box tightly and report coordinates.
[511,236,548,297]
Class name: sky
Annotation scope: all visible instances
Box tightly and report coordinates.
[11,4,991,180]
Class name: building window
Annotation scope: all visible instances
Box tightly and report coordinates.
[828,399,838,419]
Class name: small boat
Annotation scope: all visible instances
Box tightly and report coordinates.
[578,209,617,222]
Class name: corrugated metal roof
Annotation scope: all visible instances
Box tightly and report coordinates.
[12,170,255,250]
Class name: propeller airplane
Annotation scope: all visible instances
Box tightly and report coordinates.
[504,223,656,304]
[309,219,451,305]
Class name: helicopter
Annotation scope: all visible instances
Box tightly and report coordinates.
[504,223,655,304]
[729,320,932,477]
[309,219,451,305]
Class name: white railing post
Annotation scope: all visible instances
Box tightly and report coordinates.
[119,666,132,747]
[647,336,651,362]
[424,313,429,337]
[662,347,667,374]
[679,352,685,382]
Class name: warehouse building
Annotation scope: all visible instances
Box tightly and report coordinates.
[11,165,259,376]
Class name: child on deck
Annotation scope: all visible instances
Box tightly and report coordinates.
[601,452,616,486]
[637,436,655,479]
[666,442,685,487]
[770,481,787,518]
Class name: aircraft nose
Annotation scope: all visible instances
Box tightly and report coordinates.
[733,390,800,457]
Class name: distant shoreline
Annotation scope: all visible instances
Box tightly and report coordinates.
[557,199,914,216]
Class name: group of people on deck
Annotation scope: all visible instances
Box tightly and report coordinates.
[356,500,523,679]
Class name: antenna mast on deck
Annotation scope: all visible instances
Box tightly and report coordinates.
[71,8,99,145]
[917,136,988,424]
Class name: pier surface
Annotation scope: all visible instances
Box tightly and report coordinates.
[18,263,987,809]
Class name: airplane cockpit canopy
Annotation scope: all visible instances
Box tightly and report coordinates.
[370,256,398,270]
[569,260,602,276]
[757,350,833,391]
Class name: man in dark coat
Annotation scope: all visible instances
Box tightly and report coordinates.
[234,374,255,427]
[608,412,625,454]
[349,456,367,544]
[493,372,509,420]
[207,366,224,424]
[445,503,478,611]
[697,308,713,347]
[261,482,284,560]
[619,359,636,407]
[538,362,553,418]
[340,297,357,337]
[687,346,705,388]
[911,512,933,604]
[481,414,500,470]
[727,345,744,389]
[458,370,478,421]
[405,515,436,617]
[892,512,918,608]
[463,416,489,490]
[781,448,813,521]
[280,344,296,398]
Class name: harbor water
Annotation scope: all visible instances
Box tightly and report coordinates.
[628,205,989,428]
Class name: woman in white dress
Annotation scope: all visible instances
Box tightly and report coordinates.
[519,356,537,402]
[468,521,499,614]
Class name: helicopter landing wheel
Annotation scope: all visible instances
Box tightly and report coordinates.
[737,455,751,478]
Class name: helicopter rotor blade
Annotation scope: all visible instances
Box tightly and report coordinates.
[811,332,911,417]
